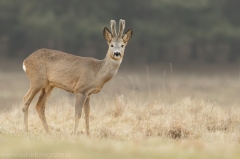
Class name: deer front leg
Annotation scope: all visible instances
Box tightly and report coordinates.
[74,93,87,135]
[84,97,90,136]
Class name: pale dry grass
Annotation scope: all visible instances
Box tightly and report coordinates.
[1,94,240,142]
[1,93,240,158]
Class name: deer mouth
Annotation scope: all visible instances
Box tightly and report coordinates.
[113,52,121,58]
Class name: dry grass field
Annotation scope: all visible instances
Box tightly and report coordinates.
[1,62,240,158]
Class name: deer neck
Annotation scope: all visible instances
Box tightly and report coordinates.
[99,50,122,81]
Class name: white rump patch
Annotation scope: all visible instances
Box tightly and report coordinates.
[23,63,26,72]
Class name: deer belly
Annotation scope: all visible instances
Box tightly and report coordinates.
[48,77,76,93]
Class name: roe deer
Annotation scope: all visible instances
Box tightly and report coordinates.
[22,19,133,135]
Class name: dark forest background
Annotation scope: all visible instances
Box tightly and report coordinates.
[1,0,240,64]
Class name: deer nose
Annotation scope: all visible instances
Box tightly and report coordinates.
[114,51,121,57]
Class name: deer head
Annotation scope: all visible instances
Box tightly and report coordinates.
[103,19,133,61]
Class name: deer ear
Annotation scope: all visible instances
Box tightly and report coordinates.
[123,28,133,43]
[103,27,112,43]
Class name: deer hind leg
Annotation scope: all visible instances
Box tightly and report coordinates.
[84,97,90,136]
[35,84,54,134]
[23,85,43,131]
[74,93,87,135]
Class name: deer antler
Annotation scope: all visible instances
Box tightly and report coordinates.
[118,19,125,38]
[110,20,117,38]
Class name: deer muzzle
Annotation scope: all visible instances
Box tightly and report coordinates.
[113,51,121,57]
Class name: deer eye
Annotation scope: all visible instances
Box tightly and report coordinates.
[111,44,114,47]
[121,45,124,48]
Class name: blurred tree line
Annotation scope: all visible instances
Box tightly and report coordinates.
[0,0,240,63]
